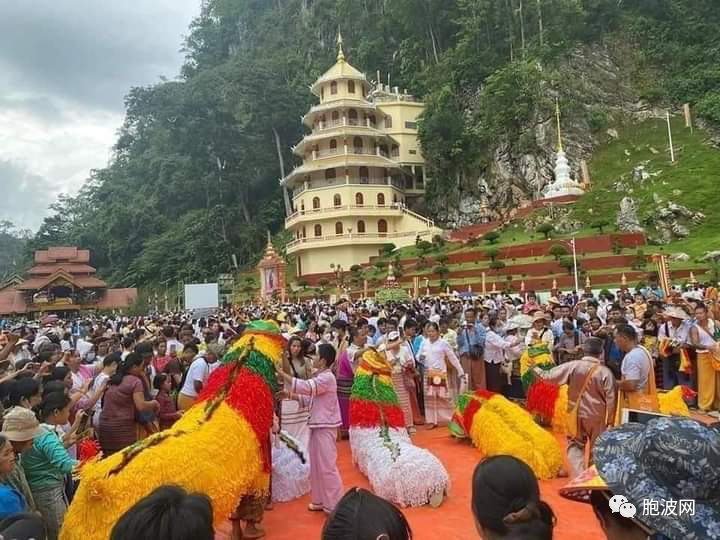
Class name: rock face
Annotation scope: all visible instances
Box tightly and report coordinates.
[617,197,644,232]
[428,41,660,229]
[647,200,705,244]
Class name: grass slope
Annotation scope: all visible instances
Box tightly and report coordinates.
[570,117,720,257]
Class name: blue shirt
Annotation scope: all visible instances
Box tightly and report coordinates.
[0,485,26,517]
[457,322,486,355]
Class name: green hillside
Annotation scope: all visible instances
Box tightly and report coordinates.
[571,117,720,257]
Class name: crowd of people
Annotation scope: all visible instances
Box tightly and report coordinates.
[0,278,718,540]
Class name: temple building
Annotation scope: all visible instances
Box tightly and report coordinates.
[0,247,137,316]
[282,36,442,276]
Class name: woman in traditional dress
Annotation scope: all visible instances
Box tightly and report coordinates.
[336,326,366,439]
[382,331,415,433]
[417,322,466,429]
[690,303,720,416]
[280,336,313,452]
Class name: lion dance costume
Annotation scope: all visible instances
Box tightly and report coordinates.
[60,321,285,540]
[449,390,564,480]
[349,348,449,507]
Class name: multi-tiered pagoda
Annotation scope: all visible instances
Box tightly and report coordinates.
[282,35,441,276]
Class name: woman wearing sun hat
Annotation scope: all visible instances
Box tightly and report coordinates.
[560,416,720,540]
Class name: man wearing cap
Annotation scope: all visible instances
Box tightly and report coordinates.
[1,407,42,512]
[532,337,616,477]
[657,305,692,390]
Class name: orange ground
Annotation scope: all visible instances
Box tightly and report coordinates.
[217,428,605,540]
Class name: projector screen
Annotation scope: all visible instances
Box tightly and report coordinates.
[184,283,219,311]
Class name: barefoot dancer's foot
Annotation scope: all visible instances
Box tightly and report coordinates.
[426,423,437,430]
[308,503,324,512]
[243,522,265,539]
[429,490,444,508]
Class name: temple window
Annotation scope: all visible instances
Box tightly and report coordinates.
[333,194,342,206]
[378,219,388,234]
[314,224,322,236]
[359,166,369,183]
[348,80,355,94]
[335,222,343,235]
[348,109,358,125]
[355,193,364,206]
[357,220,366,233]
[377,193,385,206]
[312,197,320,209]
[330,81,337,95]
[385,115,393,129]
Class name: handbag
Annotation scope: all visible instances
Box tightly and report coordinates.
[567,365,599,439]
[625,346,660,412]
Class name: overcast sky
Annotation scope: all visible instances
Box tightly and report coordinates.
[0,0,199,232]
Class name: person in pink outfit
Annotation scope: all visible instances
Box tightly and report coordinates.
[279,343,344,514]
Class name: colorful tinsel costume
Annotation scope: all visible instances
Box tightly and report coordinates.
[349,348,449,507]
[60,321,285,540]
[520,342,569,433]
[449,390,564,479]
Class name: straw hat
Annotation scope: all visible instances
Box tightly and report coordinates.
[663,305,690,321]
[548,297,562,306]
[532,312,550,323]
[2,407,43,441]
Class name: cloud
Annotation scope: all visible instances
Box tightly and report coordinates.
[0,159,58,231]
[0,0,199,231]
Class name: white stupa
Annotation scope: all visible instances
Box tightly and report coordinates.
[543,99,586,198]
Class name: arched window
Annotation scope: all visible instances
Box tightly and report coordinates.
[321,87,325,100]
[378,219,388,234]
[329,139,337,152]
[325,168,336,180]
[312,197,320,209]
[333,194,342,207]
[335,222,343,235]
[385,115,393,129]
[377,193,385,206]
[357,220,366,233]
[348,109,358,125]
[355,193,364,206]
[353,136,363,153]
[393,194,398,204]
[332,110,339,122]
[314,224,322,237]
[330,81,337,95]
[300,200,305,211]
[348,80,355,94]
[302,226,307,238]
[369,115,376,127]
[359,166,369,183]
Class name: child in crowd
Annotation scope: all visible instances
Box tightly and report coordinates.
[278,343,344,514]
[153,374,182,430]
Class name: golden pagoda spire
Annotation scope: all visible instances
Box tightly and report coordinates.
[555,97,563,153]
[337,31,345,62]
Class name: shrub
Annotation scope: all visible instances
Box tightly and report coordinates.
[417,240,433,254]
[432,234,446,248]
[591,220,610,234]
[380,243,396,256]
[350,264,363,274]
[436,254,449,265]
[483,231,500,244]
[536,223,554,240]
[558,256,576,275]
[434,265,450,279]
[485,247,500,262]
[489,260,506,272]
[549,244,569,261]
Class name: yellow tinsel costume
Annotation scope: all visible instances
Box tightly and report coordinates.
[450,391,564,479]
[60,322,284,540]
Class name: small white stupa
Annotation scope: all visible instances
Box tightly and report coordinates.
[543,99,586,198]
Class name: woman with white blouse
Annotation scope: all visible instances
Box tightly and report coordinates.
[418,322,466,429]
[484,316,522,393]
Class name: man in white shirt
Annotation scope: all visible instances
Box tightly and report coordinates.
[177,343,220,410]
